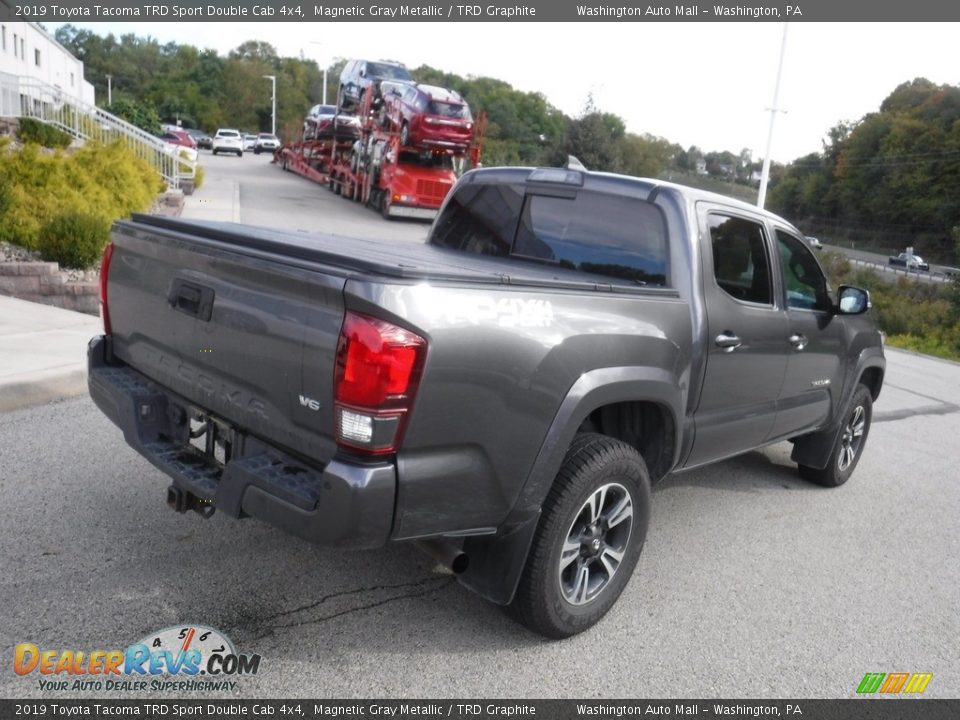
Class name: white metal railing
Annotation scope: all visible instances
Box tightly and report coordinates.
[0,72,194,189]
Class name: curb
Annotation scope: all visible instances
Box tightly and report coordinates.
[0,365,88,413]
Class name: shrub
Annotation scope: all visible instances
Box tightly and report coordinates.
[0,140,163,250]
[37,211,111,269]
[16,118,72,149]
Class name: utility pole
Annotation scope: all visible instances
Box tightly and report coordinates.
[105,74,112,105]
[757,23,789,209]
[263,75,276,136]
[308,42,329,105]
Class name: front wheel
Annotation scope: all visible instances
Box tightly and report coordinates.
[799,384,873,487]
[508,433,651,638]
[400,122,410,147]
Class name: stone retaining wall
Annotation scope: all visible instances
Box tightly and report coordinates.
[0,262,98,315]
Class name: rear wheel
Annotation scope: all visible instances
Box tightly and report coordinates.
[507,433,651,638]
[799,384,873,487]
[212,149,218,156]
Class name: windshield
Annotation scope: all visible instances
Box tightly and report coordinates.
[367,62,412,81]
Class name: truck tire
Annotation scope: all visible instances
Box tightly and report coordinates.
[380,192,393,220]
[508,433,651,638]
[400,122,410,147]
[799,384,873,487]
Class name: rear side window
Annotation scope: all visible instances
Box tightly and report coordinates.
[709,214,772,305]
[431,183,524,257]
[432,185,669,286]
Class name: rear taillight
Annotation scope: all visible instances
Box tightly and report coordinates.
[334,311,427,455]
[99,242,114,335]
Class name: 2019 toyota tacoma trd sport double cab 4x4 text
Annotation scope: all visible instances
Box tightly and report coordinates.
[88,161,885,638]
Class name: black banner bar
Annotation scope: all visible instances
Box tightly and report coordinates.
[2,700,960,720]
[3,0,960,22]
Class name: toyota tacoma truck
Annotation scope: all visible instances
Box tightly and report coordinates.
[88,161,885,638]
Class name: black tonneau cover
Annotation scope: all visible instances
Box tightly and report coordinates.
[126,215,673,296]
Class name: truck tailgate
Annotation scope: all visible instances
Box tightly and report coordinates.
[107,219,346,463]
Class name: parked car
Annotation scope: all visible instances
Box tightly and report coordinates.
[243,134,258,152]
[89,162,884,639]
[158,130,197,150]
[805,236,823,250]
[303,104,362,141]
[254,133,281,154]
[382,82,474,150]
[211,128,243,157]
[184,128,213,150]
[888,251,929,271]
[338,59,413,113]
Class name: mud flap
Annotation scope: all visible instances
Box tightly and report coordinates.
[457,512,540,605]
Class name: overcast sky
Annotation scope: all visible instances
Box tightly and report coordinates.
[51,22,958,163]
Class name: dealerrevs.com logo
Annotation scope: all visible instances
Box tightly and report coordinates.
[14,625,261,693]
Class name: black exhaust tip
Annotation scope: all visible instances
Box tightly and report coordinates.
[413,539,469,575]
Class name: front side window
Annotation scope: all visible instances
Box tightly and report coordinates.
[709,214,772,305]
[776,231,832,311]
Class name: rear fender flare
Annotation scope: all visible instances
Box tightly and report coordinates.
[513,366,684,518]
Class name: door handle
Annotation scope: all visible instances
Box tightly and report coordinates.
[789,333,808,350]
[715,332,742,352]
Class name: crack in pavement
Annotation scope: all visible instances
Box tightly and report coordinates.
[229,576,457,641]
[874,403,960,423]
[875,382,960,423]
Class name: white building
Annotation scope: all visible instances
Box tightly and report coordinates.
[1,21,95,116]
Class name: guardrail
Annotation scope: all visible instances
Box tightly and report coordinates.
[0,73,194,190]
[846,257,950,284]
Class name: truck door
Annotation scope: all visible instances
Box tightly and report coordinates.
[767,229,845,438]
[686,209,790,467]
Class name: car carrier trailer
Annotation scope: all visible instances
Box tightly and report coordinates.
[274,88,484,220]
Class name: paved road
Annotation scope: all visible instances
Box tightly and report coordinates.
[2,157,957,700]
[820,243,953,284]
[198,149,429,244]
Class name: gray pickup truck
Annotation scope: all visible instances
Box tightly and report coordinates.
[88,163,885,638]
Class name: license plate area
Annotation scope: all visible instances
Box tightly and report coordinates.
[187,411,235,468]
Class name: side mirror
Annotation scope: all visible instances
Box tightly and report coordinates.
[837,285,871,315]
